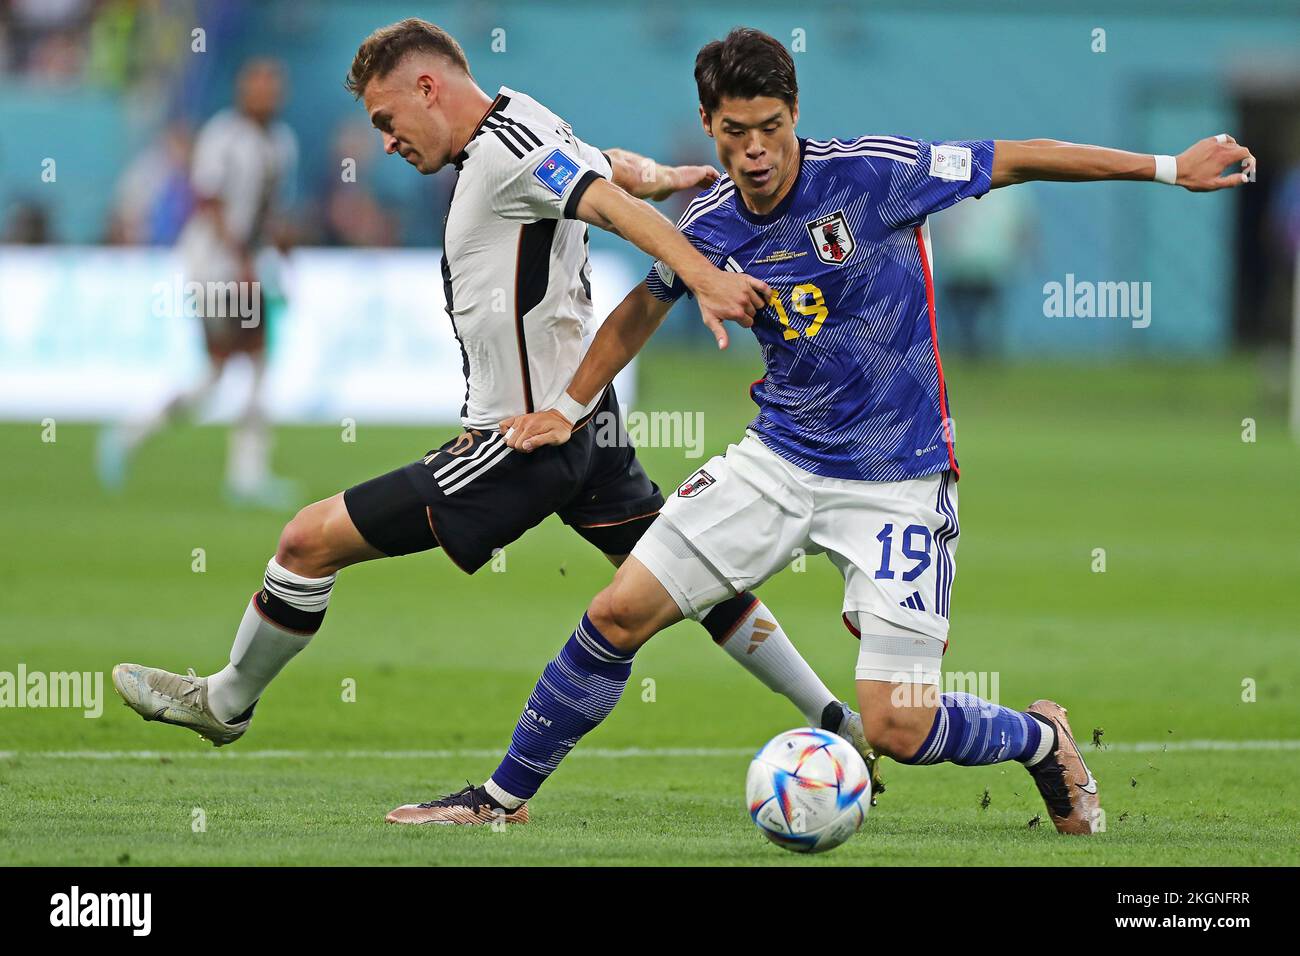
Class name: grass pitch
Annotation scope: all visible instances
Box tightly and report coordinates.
[1,349,1298,866]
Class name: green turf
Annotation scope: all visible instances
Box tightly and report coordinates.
[1,349,1298,866]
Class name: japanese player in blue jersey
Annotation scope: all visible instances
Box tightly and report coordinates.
[420,27,1256,833]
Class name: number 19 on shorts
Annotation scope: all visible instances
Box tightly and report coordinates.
[873,523,932,581]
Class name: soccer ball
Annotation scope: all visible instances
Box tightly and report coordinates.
[746,727,871,853]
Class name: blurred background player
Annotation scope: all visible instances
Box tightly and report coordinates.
[96,58,300,508]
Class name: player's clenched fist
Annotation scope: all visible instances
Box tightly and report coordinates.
[694,271,771,349]
[1176,134,1256,191]
[501,409,574,452]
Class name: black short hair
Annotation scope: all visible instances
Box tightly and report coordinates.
[694,27,798,116]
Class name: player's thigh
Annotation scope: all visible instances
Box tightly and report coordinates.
[341,460,443,564]
[813,469,959,646]
[348,429,578,574]
[559,391,665,560]
[632,435,814,622]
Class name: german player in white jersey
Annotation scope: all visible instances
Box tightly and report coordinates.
[97,60,299,507]
[111,18,880,824]
[467,27,1257,835]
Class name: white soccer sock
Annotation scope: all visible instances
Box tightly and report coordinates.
[227,412,270,493]
[716,600,837,725]
[226,357,271,493]
[1024,714,1057,767]
[484,778,526,810]
[206,559,335,723]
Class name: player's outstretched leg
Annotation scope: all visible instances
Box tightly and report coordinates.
[113,493,382,746]
[854,615,1101,835]
[96,364,224,492]
[386,555,680,825]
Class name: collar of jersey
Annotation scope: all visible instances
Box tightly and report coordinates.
[733,137,808,227]
[452,87,512,170]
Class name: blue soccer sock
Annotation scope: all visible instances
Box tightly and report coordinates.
[900,692,1055,767]
[486,613,634,806]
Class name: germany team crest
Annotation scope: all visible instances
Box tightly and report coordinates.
[806,210,855,265]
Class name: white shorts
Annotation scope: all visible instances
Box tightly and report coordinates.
[633,432,959,685]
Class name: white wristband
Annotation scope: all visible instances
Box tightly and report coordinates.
[552,391,589,426]
[1153,154,1178,186]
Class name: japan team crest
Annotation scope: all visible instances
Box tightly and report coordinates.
[806,210,855,265]
[677,469,715,498]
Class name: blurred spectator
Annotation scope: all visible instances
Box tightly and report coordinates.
[4,0,92,79]
[107,120,196,245]
[1263,146,1300,342]
[931,186,1036,358]
[1270,160,1300,258]
[318,120,399,247]
[3,199,54,243]
[0,18,12,73]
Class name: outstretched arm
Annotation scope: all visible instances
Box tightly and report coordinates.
[501,282,672,452]
[991,134,1256,191]
[575,178,769,347]
[604,147,719,202]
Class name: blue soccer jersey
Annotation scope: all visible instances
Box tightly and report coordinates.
[646,135,995,481]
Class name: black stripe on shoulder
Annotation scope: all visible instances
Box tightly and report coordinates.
[500,123,535,154]
[492,128,524,159]
[515,124,544,149]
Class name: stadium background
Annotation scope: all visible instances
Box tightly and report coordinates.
[1,0,1297,866]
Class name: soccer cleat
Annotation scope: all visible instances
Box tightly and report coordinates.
[386,784,530,826]
[1025,699,1102,835]
[821,700,885,805]
[111,663,250,747]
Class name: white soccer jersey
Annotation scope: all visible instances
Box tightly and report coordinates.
[177,108,297,282]
[442,86,612,429]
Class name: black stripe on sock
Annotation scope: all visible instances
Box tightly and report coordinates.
[254,589,326,635]
[701,591,761,644]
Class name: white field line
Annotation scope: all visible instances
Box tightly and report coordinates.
[1,740,1298,761]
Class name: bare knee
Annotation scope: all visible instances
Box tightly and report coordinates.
[587,585,655,653]
[859,682,938,761]
[276,502,336,577]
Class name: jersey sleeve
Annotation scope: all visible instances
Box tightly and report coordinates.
[643,190,733,302]
[874,138,995,229]
[483,124,611,222]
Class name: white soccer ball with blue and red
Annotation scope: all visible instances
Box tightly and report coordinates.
[746,727,872,853]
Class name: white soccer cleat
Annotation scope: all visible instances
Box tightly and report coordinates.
[822,700,885,804]
[112,663,250,747]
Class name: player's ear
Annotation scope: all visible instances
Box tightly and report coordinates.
[789,100,799,128]
[699,105,713,138]
[417,71,438,104]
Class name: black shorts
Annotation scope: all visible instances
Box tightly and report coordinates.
[342,387,664,573]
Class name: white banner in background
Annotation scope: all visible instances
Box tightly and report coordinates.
[0,246,637,423]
